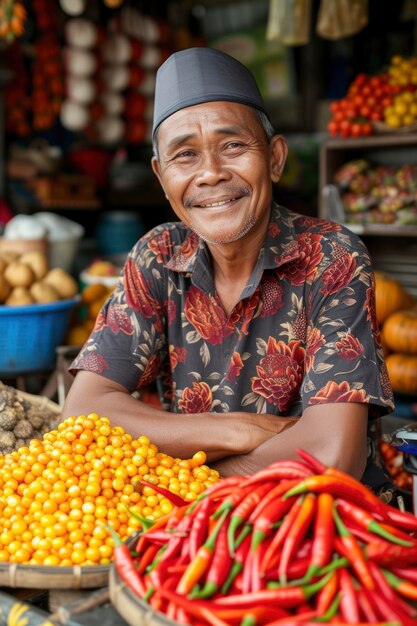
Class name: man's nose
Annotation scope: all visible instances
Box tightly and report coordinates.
[195,153,230,184]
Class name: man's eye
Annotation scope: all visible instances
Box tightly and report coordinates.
[226,142,244,150]
[175,150,195,159]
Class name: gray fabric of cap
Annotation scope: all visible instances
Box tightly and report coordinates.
[152,47,269,138]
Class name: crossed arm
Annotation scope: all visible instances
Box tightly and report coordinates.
[62,370,369,481]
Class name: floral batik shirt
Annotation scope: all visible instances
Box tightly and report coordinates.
[71,203,395,495]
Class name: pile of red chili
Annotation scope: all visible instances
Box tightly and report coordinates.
[111,449,417,625]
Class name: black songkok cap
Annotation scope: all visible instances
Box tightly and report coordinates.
[152,47,269,139]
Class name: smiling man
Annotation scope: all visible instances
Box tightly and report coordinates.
[64,47,395,499]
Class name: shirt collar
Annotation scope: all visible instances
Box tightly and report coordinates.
[165,202,302,277]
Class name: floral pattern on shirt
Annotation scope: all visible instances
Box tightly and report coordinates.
[71,203,394,491]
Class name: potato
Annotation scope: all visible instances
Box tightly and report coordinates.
[0,274,11,302]
[0,251,20,264]
[4,261,35,288]
[5,287,35,306]
[0,257,8,273]
[44,267,78,299]
[30,281,60,303]
[19,250,49,280]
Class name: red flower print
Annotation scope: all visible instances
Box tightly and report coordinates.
[184,286,232,345]
[298,216,342,233]
[138,354,160,388]
[169,345,187,370]
[268,222,281,237]
[75,352,109,374]
[226,352,244,382]
[309,380,367,404]
[251,338,305,410]
[306,326,325,371]
[167,299,177,326]
[229,292,260,334]
[260,276,284,318]
[124,258,161,317]
[147,229,173,263]
[335,333,364,360]
[364,282,379,333]
[178,381,213,413]
[320,253,356,296]
[277,233,324,286]
[107,304,134,335]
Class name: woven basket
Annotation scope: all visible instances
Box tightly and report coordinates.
[17,389,61,419]
[109,566,175,626]
[0,562,110,590]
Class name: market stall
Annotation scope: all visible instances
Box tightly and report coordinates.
[1,1,417,624]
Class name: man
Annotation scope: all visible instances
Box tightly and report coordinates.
[64,47,394,494]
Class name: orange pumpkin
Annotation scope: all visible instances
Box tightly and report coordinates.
[383,308,417,354]
[385,353,417,394]
[374,272,414,326]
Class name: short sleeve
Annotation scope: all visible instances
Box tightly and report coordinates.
[301,231,394,418]
[70,227,169,393]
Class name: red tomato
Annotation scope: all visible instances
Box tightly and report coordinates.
[362,122,373,136]
[359,105,371,118]
[370,110,383,121]
[350,122,363,137]
[329,100,341,113]
[327,119,340,136]
[366,96,377,108]
[340,119,351,137]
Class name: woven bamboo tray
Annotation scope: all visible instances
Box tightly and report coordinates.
[0,389,109,590]
[109,566,175,626]
[0,562,110,590]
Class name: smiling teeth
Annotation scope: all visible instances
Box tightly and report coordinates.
[198,199,235,208]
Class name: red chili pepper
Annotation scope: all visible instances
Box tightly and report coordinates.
[278,493,316,584]
[157,588,230,626]
[356,588,379,623]
[227,481,272,555]
[335,497,413,547]
[212,571,333,609]
[136,543,160,575]
[251,494,296,552]
[383,568,417,602]
[176,509,228,595]
[368,562,417,620]
[284,474,388,519]
[260,496,301,572]
[263,555,311,582]
[296,448,326,473]
[156,511,194,566]
[211,483,253,520]
[193,514,232,599]
[365,540,417,566]
[363,588,414,625]
[303,492,335,582]
[221,531,251,595]
[188,494,215,560]
[107,526,147,598]
[321,466,417,532]
[138,480,189,508]
[338,567,360,624]
[315,569,338,616]
[333,507,375,590]
[241,460,313,487]
[248,478,299,525]
[391,566,417,584]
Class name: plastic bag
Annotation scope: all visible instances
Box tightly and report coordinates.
[266,0,312,46]
[316,0,368,40]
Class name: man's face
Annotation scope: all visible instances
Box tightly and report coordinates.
[152,101,287,246]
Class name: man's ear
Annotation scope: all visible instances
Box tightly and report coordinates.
[270,135,288,183]
[151,156,169,199]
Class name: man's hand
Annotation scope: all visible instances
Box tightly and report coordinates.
[212,402,369,480]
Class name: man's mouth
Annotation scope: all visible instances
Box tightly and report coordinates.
[194,197,239,209]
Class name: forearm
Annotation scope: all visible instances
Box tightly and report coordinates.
[62,372,282,462]
[212,403,369,479]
